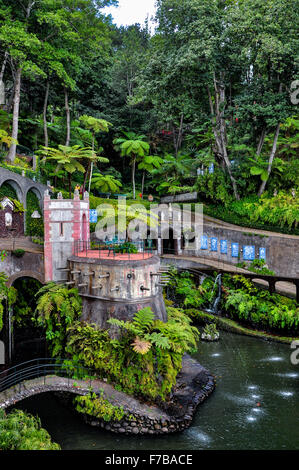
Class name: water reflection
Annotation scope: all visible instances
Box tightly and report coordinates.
[13,332,299,450]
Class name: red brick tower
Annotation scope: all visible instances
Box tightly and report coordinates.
[44,190,90,282]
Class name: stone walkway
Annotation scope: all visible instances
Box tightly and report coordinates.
[0,237,43,254]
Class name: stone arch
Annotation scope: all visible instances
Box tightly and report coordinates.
[0,178,24,205]
[162,227,177,255]
[7,270,45,288]
[25,186,43,211]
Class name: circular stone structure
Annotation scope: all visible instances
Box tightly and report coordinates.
[67,254,167,328]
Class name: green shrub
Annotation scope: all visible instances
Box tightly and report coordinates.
[25,191,44,238]
[203,193,299,235]
[65,307,198,402]
[0,409,60,450]
[168,271,299,335]
[12,249,25,258]
[74,392,125,422]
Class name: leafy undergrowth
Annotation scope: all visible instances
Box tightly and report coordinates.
[65,307,199,403]
[34,283,199,404]
[74,391,126,422]
[0,409,60,450]
[203,192,299,235]
[186,310,299,344]
[167,269,299,337]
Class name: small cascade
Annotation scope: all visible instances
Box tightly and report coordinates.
[206,274,222,315]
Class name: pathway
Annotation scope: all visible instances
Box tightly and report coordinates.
[0,236,43,254]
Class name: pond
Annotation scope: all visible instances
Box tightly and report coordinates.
[14,331,299,450]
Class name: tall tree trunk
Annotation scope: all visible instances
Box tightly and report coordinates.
[141,171,145,198]
[83,162,90,193]
[43,81,49,147]
[88,133,95,194]
[207,81,240,200]
[132,155,136,199]
[0,52,8,82]
[88,162,94,194]
[68,173,72,198]
[257,128,266,156]
[173,114,184,157]
[7,67,21,163]
[258,123,281,197]
[64,87,70,147]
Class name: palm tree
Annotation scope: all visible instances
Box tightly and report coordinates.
[79,115,112,192]
[113,131,150,199]
[37,145,98,197]
[138,155,163,198]
[91,172,122,194]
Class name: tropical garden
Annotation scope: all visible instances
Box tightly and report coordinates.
[0,0,298,451]
[0,0,297,234]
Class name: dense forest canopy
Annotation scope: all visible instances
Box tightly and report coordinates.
[0,0,298,217]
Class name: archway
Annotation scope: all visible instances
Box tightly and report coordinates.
[82,213,88,242]
[0,179,24,205]
[162,228,177,255]
[26,186,43,210]
[26,188,44,237]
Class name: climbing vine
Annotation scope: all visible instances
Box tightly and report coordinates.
[74,392,126,422]
[0,272,17,332]
[25,191,44,238]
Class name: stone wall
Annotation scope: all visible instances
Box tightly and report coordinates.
[67,255,167,327]
[179,225,299,277]
[1,250,44,286]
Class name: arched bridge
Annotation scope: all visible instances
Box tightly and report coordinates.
[0,358,98,409]
[0,358,175,431]
[0,167,51,213]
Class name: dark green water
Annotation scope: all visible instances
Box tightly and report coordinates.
[14,332,299,450]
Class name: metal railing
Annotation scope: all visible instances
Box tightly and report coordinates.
[73,239,154,260]
[0,358,96,394]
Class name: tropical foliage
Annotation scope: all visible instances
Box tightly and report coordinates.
[168,270,299,335]
[0,271,17,332]
[65,307,198,402]
[74,391,126,423]
[0,409,60,450]
[35,282,82,357]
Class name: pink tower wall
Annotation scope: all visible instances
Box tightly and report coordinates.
[44,190,90,282]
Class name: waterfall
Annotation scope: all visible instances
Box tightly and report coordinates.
[206,274,222,315]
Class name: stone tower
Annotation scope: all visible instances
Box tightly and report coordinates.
[44,190,90,282]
